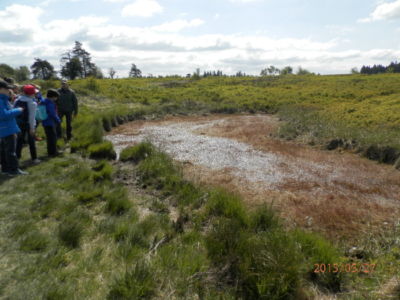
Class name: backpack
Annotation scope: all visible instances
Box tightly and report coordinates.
[14,99,29,123]
[35,105,48,122]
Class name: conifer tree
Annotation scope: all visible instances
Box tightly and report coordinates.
[31,58,56,80]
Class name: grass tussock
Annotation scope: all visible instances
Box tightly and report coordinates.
[119,140,155,163]
[107,260,156,299]
[58,219,84,248]
[88,141,117,160]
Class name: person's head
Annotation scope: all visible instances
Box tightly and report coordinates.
[3,77,15,85]
[61,80,68,90]
[46,88,59,101]
[23,85,36,99]
[12,84,20,94]
[0,80,13,96]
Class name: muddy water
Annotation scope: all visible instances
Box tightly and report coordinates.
[105,114,400,239]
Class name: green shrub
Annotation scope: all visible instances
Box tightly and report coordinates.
[73,86,94,97]
[85,76,100,93]
[210,105,239,114]
[119,141,155,163]
[58,219,84,248]
[107,260,156,299]
[88,141,117,160]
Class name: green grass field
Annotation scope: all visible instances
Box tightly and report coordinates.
[1,73,399,299]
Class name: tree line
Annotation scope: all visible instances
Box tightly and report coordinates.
[360,62,400,74]
[0,40,321,81]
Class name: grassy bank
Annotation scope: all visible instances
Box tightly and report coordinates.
[0,135,345,299]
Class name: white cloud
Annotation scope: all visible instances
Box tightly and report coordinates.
[358,0,400,22]
[0,5,44,43]
[151,19,204,32]
[326,25,354,34]
[40,0,58,6]
[2,4,400,76]
[44,16,109,44]
[214,14,220,19]
[121,0,163,17]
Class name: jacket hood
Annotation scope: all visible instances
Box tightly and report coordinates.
[18,95,35,102]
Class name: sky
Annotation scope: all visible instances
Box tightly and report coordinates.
[1,0,400,77]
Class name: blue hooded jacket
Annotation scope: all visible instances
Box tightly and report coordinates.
[40,98,61,127]
[0,94,22,138]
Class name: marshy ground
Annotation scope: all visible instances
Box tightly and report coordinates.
[105,114,400,241]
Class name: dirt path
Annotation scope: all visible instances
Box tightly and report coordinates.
[105,114,400,240]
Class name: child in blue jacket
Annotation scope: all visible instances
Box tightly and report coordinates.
[0,80,27,175]
[40,89,62,156]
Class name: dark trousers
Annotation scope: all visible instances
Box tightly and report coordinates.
[16,124,37,160]
[56,110,73,140]
[44,126,58,155]
[0,134,19,173]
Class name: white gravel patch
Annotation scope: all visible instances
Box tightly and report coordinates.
[105,119,347,189]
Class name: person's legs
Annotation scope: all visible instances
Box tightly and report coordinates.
[44,126,57,155]
[16,124,28,159]
[64,111,73,140]
[27,130,37,160]
[2,134,19,173]
[56,110,65,138]
[0,138,6,172]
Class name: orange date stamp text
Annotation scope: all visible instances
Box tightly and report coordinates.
[314,263,376,273]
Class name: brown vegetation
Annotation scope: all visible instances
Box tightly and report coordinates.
[107,114,400,241]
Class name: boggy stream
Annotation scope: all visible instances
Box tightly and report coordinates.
[105,114,400,239]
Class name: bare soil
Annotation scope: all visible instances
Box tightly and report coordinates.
[105,114,400,240]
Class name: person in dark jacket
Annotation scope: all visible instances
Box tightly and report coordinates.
[14,85,40,164]
[40,89,62,156]
[0,80,27,176]
[56,80,78,141]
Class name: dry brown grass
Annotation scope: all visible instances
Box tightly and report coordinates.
[106,114,400,240]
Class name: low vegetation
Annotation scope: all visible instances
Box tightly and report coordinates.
[1,73,399,298]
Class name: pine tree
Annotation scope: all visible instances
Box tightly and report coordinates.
[31,58,56,80]
[60,41,97,79]
[129,64,142,78]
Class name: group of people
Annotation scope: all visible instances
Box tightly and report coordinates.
[0,77,78,176]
